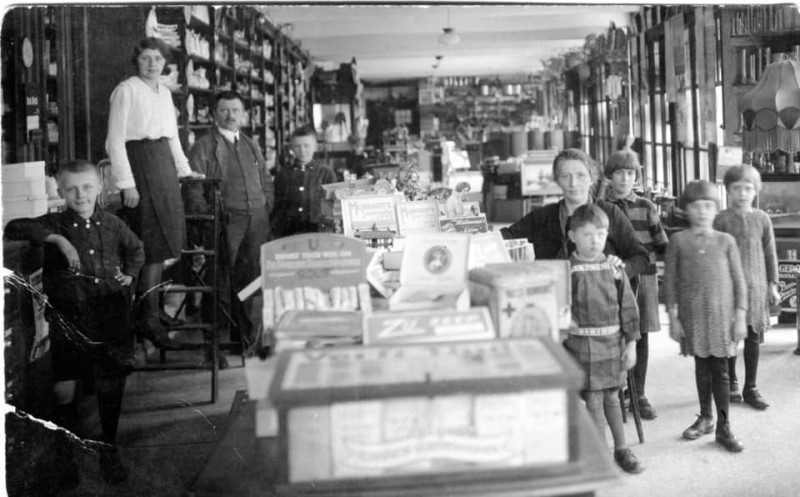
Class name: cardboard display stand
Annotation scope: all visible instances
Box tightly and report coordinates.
[267,337,584,494]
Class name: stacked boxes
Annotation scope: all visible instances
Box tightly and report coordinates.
[2,161,48,226]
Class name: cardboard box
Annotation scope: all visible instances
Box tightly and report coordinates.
[3,195,48,226]
[469,263,559,340]
[268,337,583,491]
[389,233,470,311]
[2,178,47,198]
[2,161,45,181]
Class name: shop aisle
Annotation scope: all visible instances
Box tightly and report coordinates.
[57,315,799,496]
[599,314,800,497]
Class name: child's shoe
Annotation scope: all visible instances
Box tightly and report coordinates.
[742,388,769,410]
[715,425,744,452]
[682,415,715,440]
[729,381,743,403]
[633,396,657,420]
[613,448,644,474]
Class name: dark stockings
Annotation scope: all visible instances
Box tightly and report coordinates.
[95,376,127,445]
[138,262,163,324]
[633,332,649,397]
[728,327,760,390]
[695,356,731,428]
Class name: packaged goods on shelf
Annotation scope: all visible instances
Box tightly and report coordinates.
[259,234,372,350]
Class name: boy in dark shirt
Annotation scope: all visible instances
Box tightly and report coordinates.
[5,159,144,487]
[271,126,337,238]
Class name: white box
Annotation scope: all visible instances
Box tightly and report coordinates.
[3,178,47,198]
[2,161,45,181]
[3,195,48,226]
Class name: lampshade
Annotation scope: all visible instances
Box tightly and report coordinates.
[738,58,800,154]
[439,27,460,46]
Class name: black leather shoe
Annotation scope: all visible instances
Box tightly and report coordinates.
[743,388,769,410]
[613,448,644,474]
[99,447,129,484]
[682,415,715,440]
[730,382,743,403]
[159,309,185,327]
[633,396,657,420]
[141,318,183,350]
[715,425,744,452]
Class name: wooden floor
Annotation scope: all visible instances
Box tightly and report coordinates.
[9,314,800,497]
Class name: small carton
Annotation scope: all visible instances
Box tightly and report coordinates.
[389,232,470,312]
[469,262,560,340]
[2,161,45,181]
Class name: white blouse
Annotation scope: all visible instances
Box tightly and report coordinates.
[105,76,191,190]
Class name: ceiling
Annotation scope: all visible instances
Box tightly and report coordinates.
[262,4,639,82]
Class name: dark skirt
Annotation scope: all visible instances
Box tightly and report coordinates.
[124,138,186,264]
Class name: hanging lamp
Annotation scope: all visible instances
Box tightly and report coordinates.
[738,57,800,154]
[439,8,460,45]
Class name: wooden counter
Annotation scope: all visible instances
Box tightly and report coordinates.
[189,390,619,497]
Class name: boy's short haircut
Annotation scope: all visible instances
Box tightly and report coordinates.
[605,150,642,178]
[290,125,318,141]
[570,203,610,231]
[680,179,719,209]
[723,164,762,192]
[57,159,100,180]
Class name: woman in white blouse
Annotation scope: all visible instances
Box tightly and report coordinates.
[106,37,201,347]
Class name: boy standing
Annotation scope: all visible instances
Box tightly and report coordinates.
[271,126,337,238]
[564,204,643,473]
[605,149,669,420]
[5,160,145,487]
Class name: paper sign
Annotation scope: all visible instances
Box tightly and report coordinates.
[778,261,800,312]
[468,232,512,269]
[395,200,440,236]
[364,307,496,345]
[440,215,489,234]
[260,233,368,291]
[341,194,399,238]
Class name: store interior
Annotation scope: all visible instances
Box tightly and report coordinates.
[3,3,800,497]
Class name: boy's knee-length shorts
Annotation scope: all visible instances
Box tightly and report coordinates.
[48,292,134,381]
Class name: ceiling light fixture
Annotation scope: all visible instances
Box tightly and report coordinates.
[438,8,460,46]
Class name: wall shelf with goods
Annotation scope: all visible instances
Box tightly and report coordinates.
[146,5,306,171]
[719,4,800,177]
[1,7,75,172]
[274,38,311,168]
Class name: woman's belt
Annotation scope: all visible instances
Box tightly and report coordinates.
[126,137,168,145]
[570,325,620,336]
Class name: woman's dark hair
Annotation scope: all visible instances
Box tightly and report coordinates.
[215,90,246,109]
[131,37,171,70]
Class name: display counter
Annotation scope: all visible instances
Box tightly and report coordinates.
[190,389,619,497]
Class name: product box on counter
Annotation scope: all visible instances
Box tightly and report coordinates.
[260,234,372,336]
[389,232,470,312]
[363,307,495,345]
[469,262,562,341]
[267,337,583,495]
